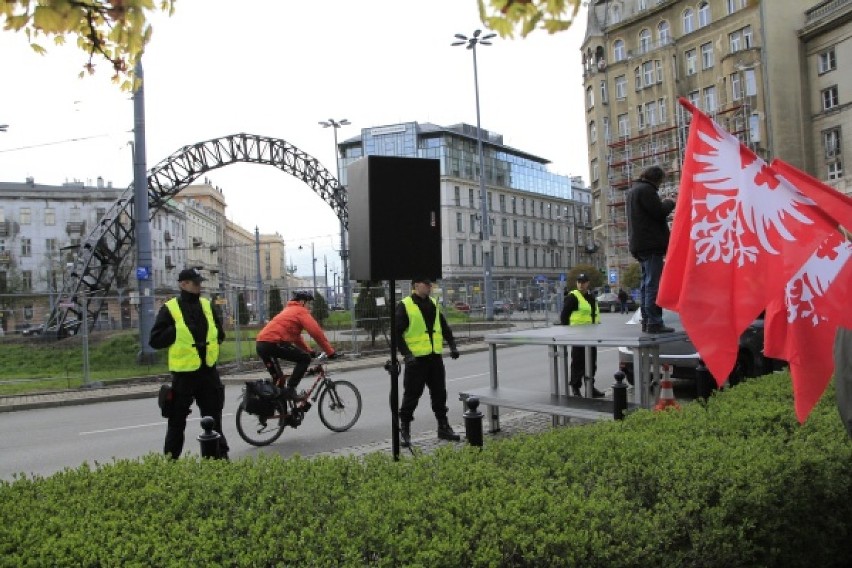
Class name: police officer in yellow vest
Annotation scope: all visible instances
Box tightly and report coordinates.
[150,268,229,459]
[395,276,461,447]
[560,273,605,398]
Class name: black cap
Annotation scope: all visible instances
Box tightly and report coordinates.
[177,268,206,283]
[576,273,590,282]
[412,276,433,285]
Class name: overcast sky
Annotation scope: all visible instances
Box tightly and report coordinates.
[0,0,588,277]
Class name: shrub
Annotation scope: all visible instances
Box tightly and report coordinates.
[0,374,849,567]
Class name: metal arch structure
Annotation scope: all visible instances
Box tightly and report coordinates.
[45,133,348,338]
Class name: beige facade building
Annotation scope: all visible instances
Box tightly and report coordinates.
[581,0,849,278]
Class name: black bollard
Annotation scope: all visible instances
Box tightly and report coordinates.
[464,396,484,447]
[695,359,716,401]
[197,416,221,459]
[612,371,628,420]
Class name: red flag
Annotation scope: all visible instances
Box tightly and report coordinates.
[659,99,839,385]
[764,160,852,422]
[764,232,852,421]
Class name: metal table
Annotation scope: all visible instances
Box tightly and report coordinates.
[460,323,687,431]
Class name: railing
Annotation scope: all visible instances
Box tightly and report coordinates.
[805,0,851,25]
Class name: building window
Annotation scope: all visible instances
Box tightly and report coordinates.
[685,49,697,75]
[615,75,627,99]
[499,194,506,212]
[454,186,461,206]
[20,207,31,225]
[46,238,57,253]
[500,218,508,237]
[700,42,714,69]
[743,25,752,48]
[20,238,31,257]
[688,90,700,107]
[603,116,611,141]
[828,161,843,180]
[589,121,597,144]
[731,73,742,100]
[503,246,510,267]
[745,69,757,96]
[824,128,841,159]
[659,98,667,123]
[470,214,477,234]
[586,85,594,108]
[682,9,694,34]
[703,86,717,112]
[458,244,464,266]
[749,113,761,143]
[634,66,642,90]
[658,21,671,45]
[22,270,32,292]
[591,159,599,182]
[456,212,463,232]
[726,0,747,14]
[729,29,742,52]
[639,29,651,54]
[646,101,658,126]
[818,48,836,74]
[698,2,711,27]
[637,105,646,129]
[822,86,839,110]
[638,0,648,9]
[610,4,621,24]
[600,80,608,104]
[613,39,625,62]
[642,61,655,86]
[617,113,630,137]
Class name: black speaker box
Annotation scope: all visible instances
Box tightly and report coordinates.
[347,156,441,281]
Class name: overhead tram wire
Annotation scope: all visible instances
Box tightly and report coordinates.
[0,131,132,153]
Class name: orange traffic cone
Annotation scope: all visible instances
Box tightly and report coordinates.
[654,365,681,411]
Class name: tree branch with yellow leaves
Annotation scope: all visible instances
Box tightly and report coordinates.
[1,0,174,90]
[478,0,583,37]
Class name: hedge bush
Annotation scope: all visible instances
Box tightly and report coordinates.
[1,373,850,567]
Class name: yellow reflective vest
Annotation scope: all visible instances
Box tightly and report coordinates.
[402,296,443,356]
[165,297,219,371]
[568,290,600,326]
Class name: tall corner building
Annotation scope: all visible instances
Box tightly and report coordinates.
[581,0,852,276]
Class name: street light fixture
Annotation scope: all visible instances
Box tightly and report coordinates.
[319,118,351,310]
[0,124,8,132]
[452,30,496,320]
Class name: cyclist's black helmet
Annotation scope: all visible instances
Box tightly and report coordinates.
[292,290,314,302]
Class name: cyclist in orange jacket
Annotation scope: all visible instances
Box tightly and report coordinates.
[256,290,338,399]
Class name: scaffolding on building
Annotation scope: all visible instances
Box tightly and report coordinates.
[604,100,752,284]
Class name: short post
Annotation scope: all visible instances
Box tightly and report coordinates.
[464,396,483,447]
[612,371,628,420]
[695,359,716,401]
[197,416,221,459]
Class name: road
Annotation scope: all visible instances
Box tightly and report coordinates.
[0,344,627,481]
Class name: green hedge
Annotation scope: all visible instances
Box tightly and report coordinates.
[1,373,850,567]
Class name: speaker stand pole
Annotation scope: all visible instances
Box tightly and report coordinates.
[388,279,400,461]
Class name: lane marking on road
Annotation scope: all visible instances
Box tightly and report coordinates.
[79,412,235,435]
[447,373,489,383]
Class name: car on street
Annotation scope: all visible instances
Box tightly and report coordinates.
[493,300,513,315]
[595,292,637,313]
[453,301,471,313]
[617,309,782,387]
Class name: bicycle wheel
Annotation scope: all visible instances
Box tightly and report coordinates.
[235,398,288,446]
[318,380,362,432]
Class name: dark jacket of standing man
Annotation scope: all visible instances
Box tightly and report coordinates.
[395,276,460,447]
[627,165,675,334]
[149,268,229,460]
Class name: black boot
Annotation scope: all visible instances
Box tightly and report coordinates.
[400,421,411,448]
[436,417,461,441]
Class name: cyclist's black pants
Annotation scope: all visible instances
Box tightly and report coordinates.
[256,341,311,388]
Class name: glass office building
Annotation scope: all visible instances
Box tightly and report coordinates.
[339,122,598,309]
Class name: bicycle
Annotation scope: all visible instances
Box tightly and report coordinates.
[235,353,362,447]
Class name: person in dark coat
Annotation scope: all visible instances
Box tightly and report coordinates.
[627,165,676,333]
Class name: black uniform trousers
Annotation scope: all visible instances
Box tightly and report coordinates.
[399,354,449,423]
[570,346,598,388]
[164,366,229,459]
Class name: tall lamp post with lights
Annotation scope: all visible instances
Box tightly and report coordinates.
[319,118,351,310]
[452,30,495,320]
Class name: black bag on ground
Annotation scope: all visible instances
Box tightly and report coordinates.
[244,380,278,416]
[158,384,174,418]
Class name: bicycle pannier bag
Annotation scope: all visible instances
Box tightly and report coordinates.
[244,380,277,416]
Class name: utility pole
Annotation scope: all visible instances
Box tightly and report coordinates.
[254,227,265,324]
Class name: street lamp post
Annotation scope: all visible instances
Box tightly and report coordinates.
[319,118,351,310]
[453,30,496,320]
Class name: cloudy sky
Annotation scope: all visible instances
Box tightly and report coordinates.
[0,0,589,276]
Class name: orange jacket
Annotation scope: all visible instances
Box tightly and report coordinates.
[256,300,335,354]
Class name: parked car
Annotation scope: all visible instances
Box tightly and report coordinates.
[492,300,513,315]
[453,301,471,313]
[21,324,46,336]
[617,309,781,387]
[595,292,637,313]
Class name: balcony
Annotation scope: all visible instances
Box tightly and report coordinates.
[0,251,11,264]
[522,236,531,244]
[0,220,12,237]
[164,255,175,270]
[66,221,86,235]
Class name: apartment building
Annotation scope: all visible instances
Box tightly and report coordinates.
[581,0,841,278]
